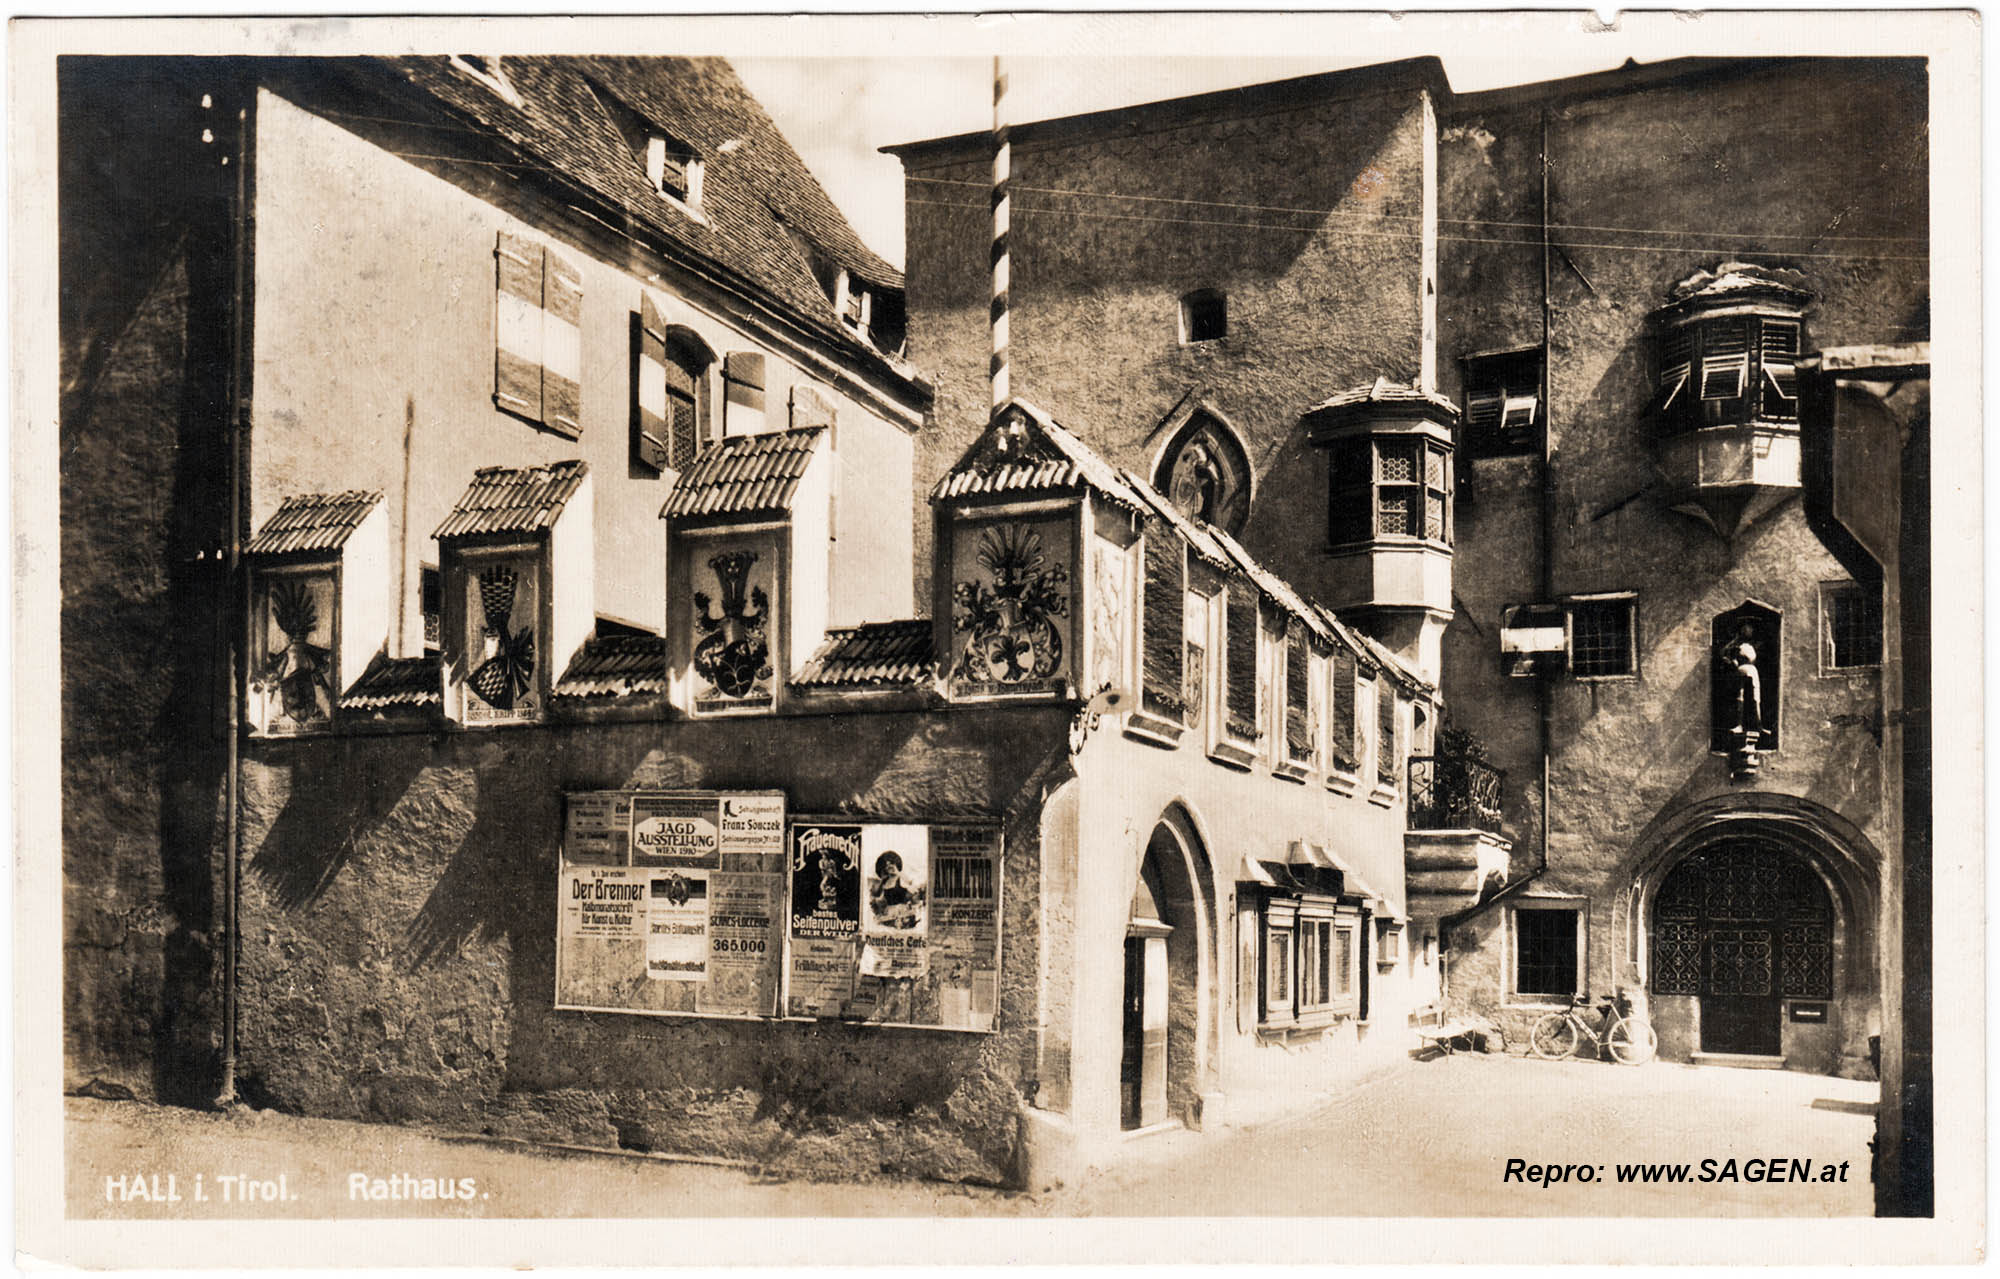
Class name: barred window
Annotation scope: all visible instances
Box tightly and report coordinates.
[1570,597,1636,678]
[1823,582,1883,670]
[1513,907,1580,998]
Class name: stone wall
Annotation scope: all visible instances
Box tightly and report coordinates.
[235,705,1069,1184]
[60,58,247,1103]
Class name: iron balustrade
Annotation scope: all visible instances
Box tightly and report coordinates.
[1407,752,1505,833]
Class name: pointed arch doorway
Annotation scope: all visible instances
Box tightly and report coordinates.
[1121,811,1218,1131]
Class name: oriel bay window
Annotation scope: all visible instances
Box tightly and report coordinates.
[1652,309,1807,433]
[1328,436,1453,547]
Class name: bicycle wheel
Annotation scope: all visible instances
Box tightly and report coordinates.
[1530,1013,1580,1060]
[1608,1017,1657,1065]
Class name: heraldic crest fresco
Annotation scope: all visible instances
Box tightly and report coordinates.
[694,548,774,706]
[255,575,335,729]
[468,562,537,714]
[951,521,1072,695]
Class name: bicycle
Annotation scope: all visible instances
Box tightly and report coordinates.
[1529,992,1657,1065]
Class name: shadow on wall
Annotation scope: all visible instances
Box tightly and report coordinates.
[248,738,432,912]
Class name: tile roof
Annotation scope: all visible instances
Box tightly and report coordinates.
[793,620,936,689]
[1305,377,1461,419]
[378,57,907,375]
[434,460,587,540]
[1665,260,1812,308]
[246,490,382,556]
[933,397,1432,694]
[341,655,442,710]
[553,633,668,700]
[659,427,823,520]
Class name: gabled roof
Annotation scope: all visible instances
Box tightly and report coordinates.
[434,460,587,540]
[380,57,904,368]
[660,426,823,520]
[794,620,936,689]
[341,655,442,711]
[554,632,667,700]
[246,490,382,556]
[933,399,1432,695]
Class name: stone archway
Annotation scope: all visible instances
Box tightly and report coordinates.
[1122,807,1219,1129]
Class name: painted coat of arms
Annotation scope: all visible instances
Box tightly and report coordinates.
[694,549,774,707]
[951,522,1071,693]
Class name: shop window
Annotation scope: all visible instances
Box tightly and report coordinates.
[1569,595,1636,678]
[634,296,714,472]
[1328,436,1452,548]
[1653,313,1805,433]
[1821,581,1883,670]
[495,232,582,438]
[1462,348,1543,457]
[1512,905,1581,999]
[1155,411,1251,536]
[1180,288,1226,343]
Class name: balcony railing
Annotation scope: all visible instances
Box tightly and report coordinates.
[1407,752,1505,833]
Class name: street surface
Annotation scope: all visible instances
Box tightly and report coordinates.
[67,1053,1877,1220]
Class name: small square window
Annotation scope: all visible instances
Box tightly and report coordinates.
[1513,906,1580,998]
[1823,582,1883,669]
[1569,597,1636,678]
[1180,289,1226,343]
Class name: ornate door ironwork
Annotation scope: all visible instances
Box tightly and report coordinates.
[1650,837,1834,1054]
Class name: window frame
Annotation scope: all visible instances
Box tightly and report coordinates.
[1179,288,1227,344]
[1327,435,1454,550]
[1819,579,1884,673]
[1508,900,1586,1006]
[1461,347,1545,458]
[1567,592,1639,681]
[1258,895,1360,1028]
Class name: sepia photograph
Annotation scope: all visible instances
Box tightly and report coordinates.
[12,9,1982,1268]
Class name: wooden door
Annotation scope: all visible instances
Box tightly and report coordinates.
[1120,937,1144,1129]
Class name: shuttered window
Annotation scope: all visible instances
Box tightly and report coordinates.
[1376,680,1399,786]
[1759,319,1800,418]
[635,294,710,472]
[1224,580,1259,742]
[723,351,767,436]
[1141,525,1186,720]
[1656,314,1803,432]
[1284,630,1312,763]
[495,231,582,437]
[1330,647,1358,773]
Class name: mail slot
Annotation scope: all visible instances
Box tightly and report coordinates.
[1788,1002,1828,1023]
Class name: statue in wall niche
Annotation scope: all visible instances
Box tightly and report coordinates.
[1716,620,1764,746]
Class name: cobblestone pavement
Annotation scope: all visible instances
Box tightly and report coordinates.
[64,1052,1877,1226]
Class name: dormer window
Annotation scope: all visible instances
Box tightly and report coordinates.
[646,133,702,209]
[835,271,872,332]
[448,55,524,108]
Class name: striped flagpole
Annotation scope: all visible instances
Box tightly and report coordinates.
[990,56,1011,424]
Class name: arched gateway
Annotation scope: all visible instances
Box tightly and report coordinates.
[1122,808,1218,1130]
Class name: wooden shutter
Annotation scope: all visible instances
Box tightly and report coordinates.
[1224,579,1259,740]
[633,294,672,471]
[723,352,767,436]
[1699,318,1751,406]
[1141,524,1185,719]
[1331,647,1357,771]
[541,249,583,437]
[495,232,544,418]
[1328,439,1372,546]
[1759,319,1800,416]
[1377,681,1399,785]
[1285,630,1311,760]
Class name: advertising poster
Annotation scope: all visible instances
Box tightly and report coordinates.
[630,794,720,867]
[558,790,783,1016]
[786,824,862,1017]
[644,869,709,981]
[928,826,1003,1031]
[859,824,930,979]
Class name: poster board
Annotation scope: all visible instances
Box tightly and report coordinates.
[787,820,1003,1031]
[556,790,786,1018]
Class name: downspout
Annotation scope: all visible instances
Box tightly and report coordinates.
[1535,107,1555,881]
[215,88,254,1108]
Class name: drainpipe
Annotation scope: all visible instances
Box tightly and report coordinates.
[214,89,253,1109]
[1535,108,1555,881]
